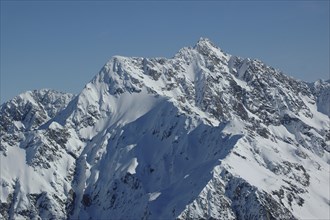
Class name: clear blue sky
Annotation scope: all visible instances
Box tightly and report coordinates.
[1,1,329,103]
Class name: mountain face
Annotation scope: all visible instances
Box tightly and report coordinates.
[1,38,329,220]
[0,89,74,153]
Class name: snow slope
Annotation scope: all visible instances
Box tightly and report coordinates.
[1,38,329,220]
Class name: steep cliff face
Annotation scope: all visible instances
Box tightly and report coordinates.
[1,38,329,220]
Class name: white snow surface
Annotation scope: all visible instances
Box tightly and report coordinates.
[1,38,329,220]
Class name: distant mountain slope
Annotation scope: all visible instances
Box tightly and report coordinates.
[0,89,74,133]
[1,38,329,220]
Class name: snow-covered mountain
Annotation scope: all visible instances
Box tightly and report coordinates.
[1,38,329,220]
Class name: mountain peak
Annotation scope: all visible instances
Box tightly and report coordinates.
[196,37,215,46]
[1,38,329,220]
[194,37,219,52]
